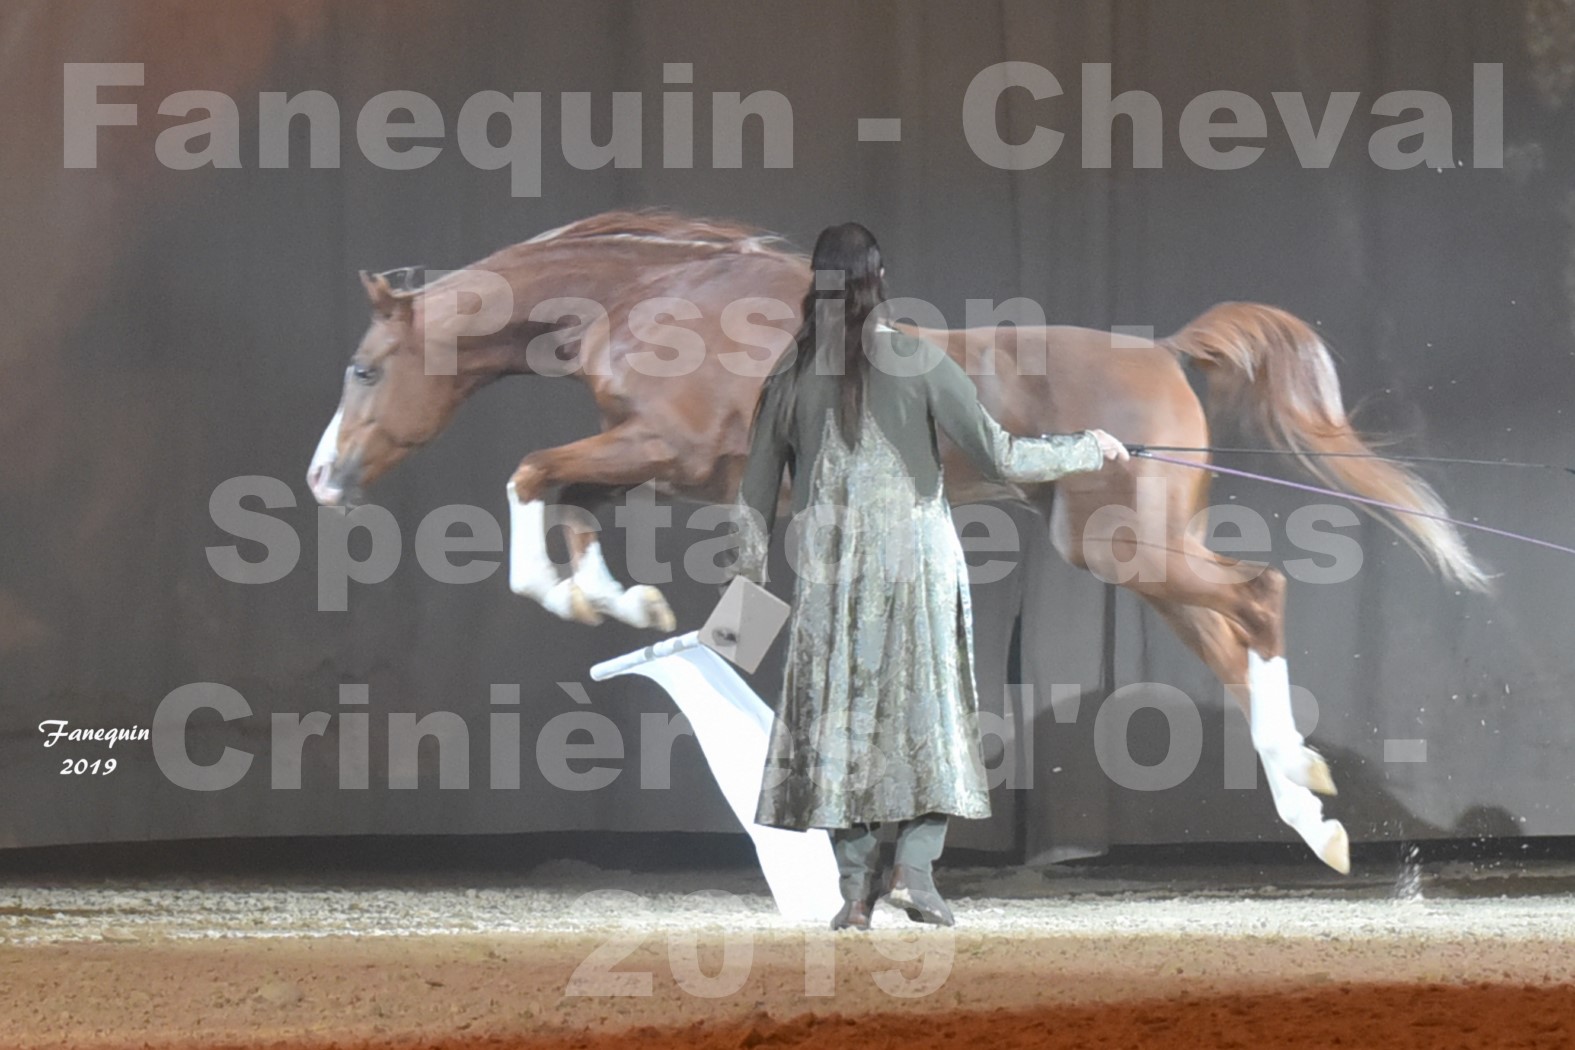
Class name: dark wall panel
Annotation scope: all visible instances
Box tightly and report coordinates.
[3,0,1573,853]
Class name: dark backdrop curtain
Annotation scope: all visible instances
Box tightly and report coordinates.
[3,0,1573,853]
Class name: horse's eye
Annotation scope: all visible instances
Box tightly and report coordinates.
[351,362,381,384]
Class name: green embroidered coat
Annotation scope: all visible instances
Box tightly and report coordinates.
[731,327,1104,830]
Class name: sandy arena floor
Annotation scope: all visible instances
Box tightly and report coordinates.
[5,856,1575,1048]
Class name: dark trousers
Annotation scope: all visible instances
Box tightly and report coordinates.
[829,813,948,901]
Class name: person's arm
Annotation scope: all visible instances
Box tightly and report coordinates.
[923,345,1117,482]
[726,373,794,584]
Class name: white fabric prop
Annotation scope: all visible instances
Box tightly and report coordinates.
[591,631,843,922]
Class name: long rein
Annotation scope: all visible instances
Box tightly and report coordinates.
[1119,444,1575,560]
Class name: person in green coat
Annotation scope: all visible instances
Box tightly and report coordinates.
[728,222,1128,930]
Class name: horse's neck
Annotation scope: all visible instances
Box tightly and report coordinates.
[456,336,537,388]
[444,261,631,387]
[477,249,652,384]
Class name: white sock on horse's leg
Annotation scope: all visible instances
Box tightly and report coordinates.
[571,540,677,631]
[1248,651,1348,872]
[1247,652,1299,749]
[572,539,623,603]
[506,482,578,619]
[1247,651,1334,794]
[1263,764,1350,873]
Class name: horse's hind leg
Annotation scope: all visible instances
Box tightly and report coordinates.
[1139,593,1349,874]
[508,426,677,630]
[1053,488,1347,872]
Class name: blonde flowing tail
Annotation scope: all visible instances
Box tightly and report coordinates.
[1163,302,1491,592]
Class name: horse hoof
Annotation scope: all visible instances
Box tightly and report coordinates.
[633,586,676,632]
[1304,749,1338,797]
[567,583,604,626]
[1320,821,1351,875]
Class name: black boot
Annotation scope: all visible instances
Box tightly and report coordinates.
[830,891,878,930]
[885,814,954,926]
[829,823,881,931]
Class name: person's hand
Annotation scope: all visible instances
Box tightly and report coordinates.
[1088,428,1130,464]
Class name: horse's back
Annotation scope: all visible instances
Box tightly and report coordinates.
[905,323,1205,447]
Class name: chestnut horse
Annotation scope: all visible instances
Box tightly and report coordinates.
[306,211,1487,873]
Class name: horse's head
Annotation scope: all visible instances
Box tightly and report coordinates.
[307,271,466,506]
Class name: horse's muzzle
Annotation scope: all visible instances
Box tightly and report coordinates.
[308,457,363,507]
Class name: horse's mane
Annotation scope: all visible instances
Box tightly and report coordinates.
[523,208,802,258]
[383,209,805,302]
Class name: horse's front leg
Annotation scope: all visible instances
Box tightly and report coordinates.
[505,471,596,625]
[563,525,674,632]
[507,428,678,630]
[559,485,677,631]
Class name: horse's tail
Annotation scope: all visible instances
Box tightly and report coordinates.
[1162,301,1491,591]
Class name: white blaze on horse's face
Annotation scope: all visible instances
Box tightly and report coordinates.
[307,406,345,505]
[305,274,468,506]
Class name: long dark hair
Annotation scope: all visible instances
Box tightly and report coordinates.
[754,222,888,449]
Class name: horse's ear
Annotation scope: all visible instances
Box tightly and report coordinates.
[359,270,411,320]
